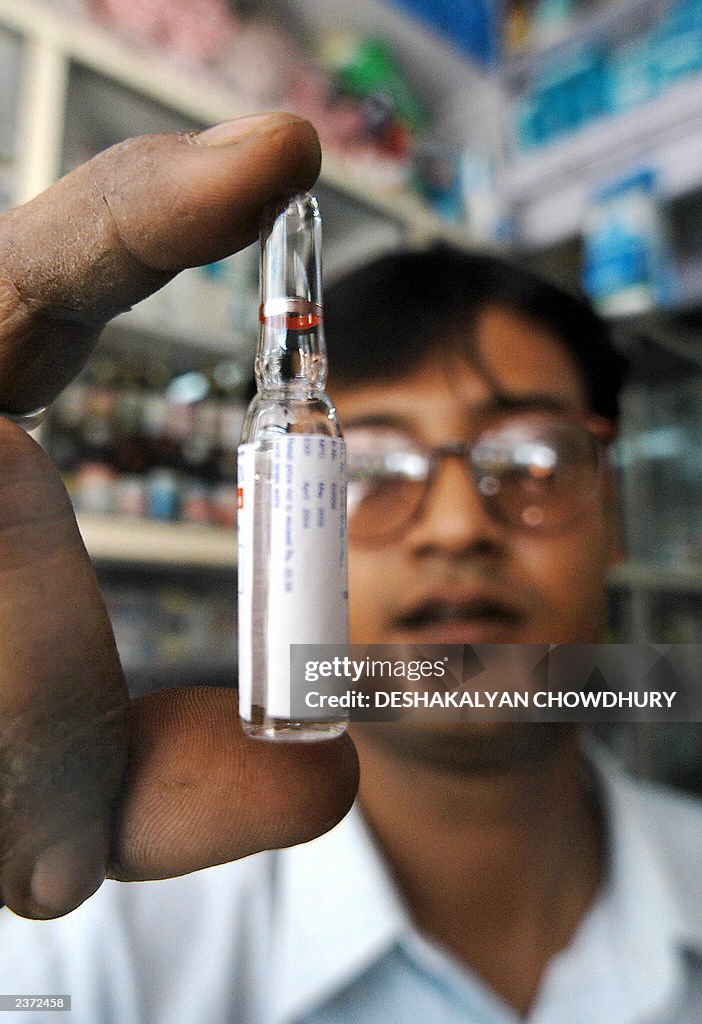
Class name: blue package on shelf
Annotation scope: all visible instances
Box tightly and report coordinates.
[387,0,497,66]
[606,33,657,115]
[513,44,608,150]
[530,0,578,48]
[650,0,702,86]
[582,169,674,317]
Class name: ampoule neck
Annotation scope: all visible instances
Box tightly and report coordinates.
[256,192,328,397]
[255,349,327,392]
[255,379,326,400]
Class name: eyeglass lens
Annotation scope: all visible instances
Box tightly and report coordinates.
[346,414,600,543]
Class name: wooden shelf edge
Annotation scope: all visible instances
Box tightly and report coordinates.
[76,525,702,590]
[76,514,237,569]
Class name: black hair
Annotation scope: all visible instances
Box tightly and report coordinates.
[323,245,628,421]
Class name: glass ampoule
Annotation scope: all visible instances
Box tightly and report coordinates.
[237,193,348,741]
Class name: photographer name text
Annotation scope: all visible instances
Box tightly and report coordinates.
[304,689,677,710]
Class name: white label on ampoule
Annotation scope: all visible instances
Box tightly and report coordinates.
[237,435,348,720]
[237,443,255,718]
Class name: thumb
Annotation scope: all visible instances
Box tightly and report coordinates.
[0,112,321,411]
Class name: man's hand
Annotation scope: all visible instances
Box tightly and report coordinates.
[0,113,359,921]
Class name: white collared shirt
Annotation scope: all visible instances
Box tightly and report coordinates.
[0,746,701,1023]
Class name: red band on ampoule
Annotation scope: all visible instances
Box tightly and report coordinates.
[259,299,323,330]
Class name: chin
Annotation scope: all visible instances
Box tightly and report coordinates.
[355,721,577,775]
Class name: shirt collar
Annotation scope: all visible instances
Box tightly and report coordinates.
[271,802,410,1023]
[530,739,702,1023]
[587,738,702,955]
[272,740,702,1024]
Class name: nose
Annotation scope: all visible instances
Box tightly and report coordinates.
[403,451,508,556]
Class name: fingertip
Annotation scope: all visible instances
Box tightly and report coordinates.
[110,688,358,878]
[245,727,360,850]
[296,730,360,837]
[194,111,319,158]
[98,115,322,273]
[3,821,108,921]
[191,111,322,201]
[271,114,323,190]
[271,113,323,187]
[30,841,106,919]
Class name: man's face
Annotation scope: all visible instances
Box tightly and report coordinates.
[332,304,620,769]
[335,304,619,648]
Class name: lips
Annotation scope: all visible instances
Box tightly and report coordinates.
[393,592,525,644]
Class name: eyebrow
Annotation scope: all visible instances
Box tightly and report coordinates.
[483,393,577,416]
[342,394,578,434]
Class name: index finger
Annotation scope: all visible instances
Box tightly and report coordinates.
[0,112,321,412]
[0,422,358,920]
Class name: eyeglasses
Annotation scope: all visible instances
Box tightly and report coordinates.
[345,411,614,544]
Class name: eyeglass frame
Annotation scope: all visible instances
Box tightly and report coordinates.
[344,409,618,546]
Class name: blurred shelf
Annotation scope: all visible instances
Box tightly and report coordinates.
[0,0,250,124]
[0,0,472,247]
[505,73,702,246]
[608,560,702,594]
[124,659,235,695]
[320,155,472,246]
[77,523,702,589]
[104,308,251,361]
[77,514,237,569]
